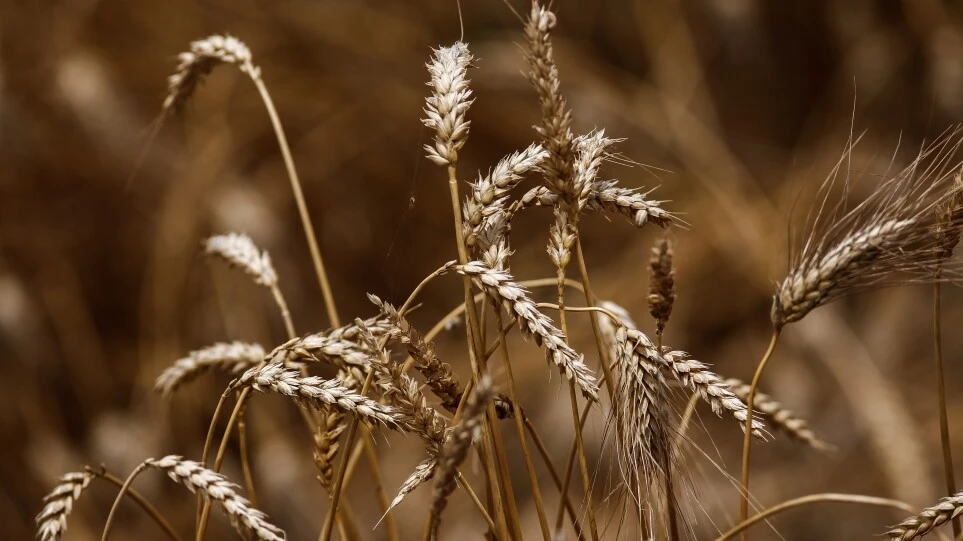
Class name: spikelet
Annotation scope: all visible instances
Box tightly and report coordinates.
[513,182,672,228]
[154,342,266,395]
[35,471,94,541]
[204,233,278,288]
[163,35,258,117]
[147,456,285,540]
[423,43,473,167]
[455,261,599,400]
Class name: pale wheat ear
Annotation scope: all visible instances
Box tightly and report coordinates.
[35,471,94,541]
[146,456,285,541]
[773,129,963,329]
[163,35,258,118]
[154,341,265,396]
[422,42,473,167]
[886,491,963,540]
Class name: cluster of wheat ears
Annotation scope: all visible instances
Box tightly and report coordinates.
[34,4,963,541]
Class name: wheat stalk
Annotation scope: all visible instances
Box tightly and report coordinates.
[147,455,285,541]
[455,261,599,400]
[886,491,963,540]
[154,342,265,396]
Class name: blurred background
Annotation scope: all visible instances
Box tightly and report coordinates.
[3,0,963,539]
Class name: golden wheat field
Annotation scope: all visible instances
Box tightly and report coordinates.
[4,1,963,540]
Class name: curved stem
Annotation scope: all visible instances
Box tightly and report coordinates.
[715,493,943,541]
[934,278,960,537]
[102,462,149,541]
[522,413,587,541]
[739,329,781,541]
[250,76,339,328]
[94,469,182,541]
[237,415,257,508]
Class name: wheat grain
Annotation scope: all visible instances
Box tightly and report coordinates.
[154,341,265,396]
[723,378,829,450]
[455,261,599,400]
[35,471,94,541]
[429,376,494,538]
[886,491,963,540]
[236,362,401,428]
[514,182,672,228]
[163,35,258,117]
[146,455,285,541]
[423,43,473,167]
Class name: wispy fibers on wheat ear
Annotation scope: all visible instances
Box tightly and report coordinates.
[773,129,963,329]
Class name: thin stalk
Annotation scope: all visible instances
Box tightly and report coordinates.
[95,469,182,541]
[458,471,497,533]
[715,493,939,541]
[250,75,339,328]
[446,164,512,540]
[363,428,399,541]
[557,264,600,541]
[319,368,377,541]
[522,413,587,541]
[496,308,552,540]
[739,329,781,541]
[102,462,149,541]
[934,277,960,537]
[656,332,679,541]
[237,415,258,508]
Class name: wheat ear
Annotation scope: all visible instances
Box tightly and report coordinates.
[35,471,94,541]
[886,491,963,540]
[723,378,829,450]
[428,376,494,539]
[147,456,285,541]
[455,261,599,400]
[154,342,265,396]
[236,362,401,428]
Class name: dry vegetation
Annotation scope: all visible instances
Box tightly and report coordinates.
[5,1,963,540]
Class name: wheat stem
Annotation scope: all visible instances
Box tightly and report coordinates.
[96,469,183,541]
[717,493,935,541]
[523,412,588,541]
[447,162,513,539]
[237,415,257,508]
[739,329,781,541]
[934,276,961,537]
[102,462,149,541]
[496,307,552,540]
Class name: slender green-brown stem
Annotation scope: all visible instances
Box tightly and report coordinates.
[362,433,398,541]
[319,368,377,541]
[656,333,679,541]
[556,260,600,541]
[446,164,512,540]
[715,493,942,541]
[237,415,257,508]
[522,413,587,541]
[458,471,497,532]
[102,462,149,541]
[94,468,182,541]
[934,277,961,537]
[250,76,339,328]
[496,308,552,540]
[739,329,781,541]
